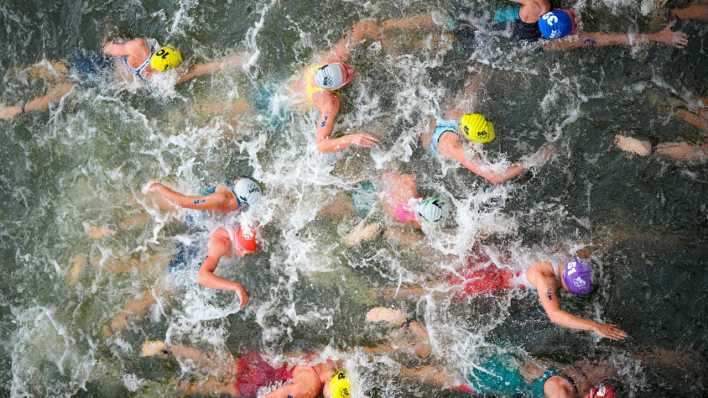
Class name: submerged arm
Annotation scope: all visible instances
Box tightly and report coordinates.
[176,51,249,85]
[197,232,250,307]
[102,38,145,57]
[440,139,525,184]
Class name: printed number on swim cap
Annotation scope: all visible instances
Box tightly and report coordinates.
[156,49,170,59]
[337,372,346,380]
[542,14,558,25]
[477,131,487,137]
[566,262,577,275]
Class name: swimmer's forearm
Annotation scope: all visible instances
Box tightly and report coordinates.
[547,309,599,332]
[196,270,245,292]
[315,136,353,153]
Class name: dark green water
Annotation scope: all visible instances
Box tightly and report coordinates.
[0,0,706,397]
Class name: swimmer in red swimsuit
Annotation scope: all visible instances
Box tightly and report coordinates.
[140,341,344,398]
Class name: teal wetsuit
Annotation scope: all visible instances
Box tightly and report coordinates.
[466,353,560,397]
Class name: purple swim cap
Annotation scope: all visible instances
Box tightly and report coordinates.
[562,258,593,295]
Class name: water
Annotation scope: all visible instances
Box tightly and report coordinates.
[1,0,706,397]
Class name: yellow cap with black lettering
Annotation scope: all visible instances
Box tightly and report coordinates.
[329,370,351,398]
[150,47,183,72]
[460,113,495,144]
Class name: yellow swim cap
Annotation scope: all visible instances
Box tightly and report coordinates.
[460,113,495,144]
[329,370,351,398]
[150,47,183,72]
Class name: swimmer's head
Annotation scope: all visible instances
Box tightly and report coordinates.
[561,258,593,295]
[538,9,577,40]
[235,226,258,255]
[459,113,495,144]
[329,369,351,398]
[415,197,445,224]
[150,47,183,72]
[233,177,263,208]
[585,382,616,398]
[315,63,355,90]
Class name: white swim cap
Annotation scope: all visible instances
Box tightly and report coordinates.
[233,177,262,207]
[315,64,345,90]
[415,197,444,223]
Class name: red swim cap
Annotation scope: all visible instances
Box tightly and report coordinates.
[236,226,258,254]
[586,383,616,398]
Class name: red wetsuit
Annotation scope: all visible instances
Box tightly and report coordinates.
[446,249,525,299]
[234,352,294,397]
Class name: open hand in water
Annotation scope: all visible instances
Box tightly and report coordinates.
[346,133,379,149]
[654,24,688,48]
[594,323,628,340]
[0,105,22,120]
[524,144,556,169]
[235,285,250,309]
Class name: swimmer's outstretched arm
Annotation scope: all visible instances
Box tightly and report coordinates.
[176,51,249,86]
[440,140,526,184]
[197,230,250,308]
[147,182,231,211]
[543,24,688,51]
[528,263,628,340]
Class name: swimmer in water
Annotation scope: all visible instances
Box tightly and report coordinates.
[146,177,263,214]
[420,76,555,184]
[101,222,258,336]
[140,340,349,398]
[364,307,619,398]
[385,245,628,340]
[0,37,249,119]
[287,20,385,153]
[84,177,262,240]
[371,4,688,55]
[319,171,446,247]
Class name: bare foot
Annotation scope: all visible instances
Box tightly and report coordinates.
[615,135,652,156]
[366,307,407,326]
[68,255,88,285]
[343,222,382,247]
[141,340,169,357]
[0,106,22,120]
[85,224,115,240]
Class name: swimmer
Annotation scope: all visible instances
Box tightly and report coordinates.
[385,245,628,340]
[101,223,258,336]
[140,340,348,398]
[287,20,388,153]
[400,348,620,398]
[374,5,688,55]
[146,177,263,214]
[196,224,260,306]
[364,307,618,397]
[319,171,446,247]
[420,78,555,184]
[0,37,248,119]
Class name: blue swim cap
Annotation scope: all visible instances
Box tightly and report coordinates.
[538,10,573,39]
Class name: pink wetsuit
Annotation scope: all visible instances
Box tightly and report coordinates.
[234,352,294,397]
[446,249,527,300]
[393,202,418,224]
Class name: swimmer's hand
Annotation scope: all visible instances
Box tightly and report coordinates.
[234,285,250,309]
[144,181,164,193]
[593,323,628,340]
[523,144,556,169]
[346,133,379,149]
[652,24,688,48]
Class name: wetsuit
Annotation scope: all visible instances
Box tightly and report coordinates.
[466,352,561,397]
[234,352,294,397]
[117,39,157,81]
[428,119,459,156]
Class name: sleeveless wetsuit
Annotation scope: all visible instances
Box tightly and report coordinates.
[429,119,459,156]
[118,39,157,81]
[234,352,294,397]
[393,201,418,224]
[466,352,560,397]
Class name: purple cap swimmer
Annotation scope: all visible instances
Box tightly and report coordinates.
[562,258,593,295]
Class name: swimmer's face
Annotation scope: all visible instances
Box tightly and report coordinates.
[338,63,356,88]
